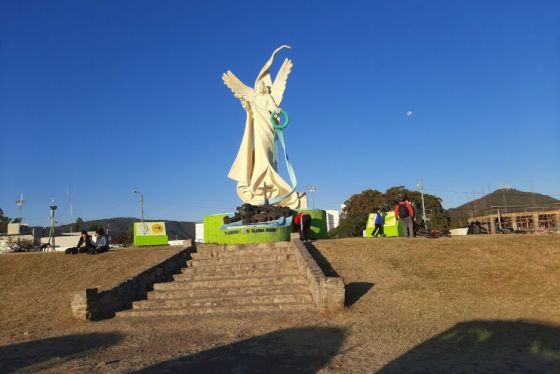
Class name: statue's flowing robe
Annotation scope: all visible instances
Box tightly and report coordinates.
[227,93,305,208]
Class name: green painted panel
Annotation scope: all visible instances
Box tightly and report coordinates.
[134,235,169,246]
[364,212,404,237]
[133,221,169,246]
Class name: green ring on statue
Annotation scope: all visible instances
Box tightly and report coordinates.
[270,110,289,130]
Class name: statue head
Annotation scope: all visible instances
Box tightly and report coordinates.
[257,80,269,95]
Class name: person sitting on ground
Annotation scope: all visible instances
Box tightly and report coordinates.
[88,228,110,254]
[65,230,94,255]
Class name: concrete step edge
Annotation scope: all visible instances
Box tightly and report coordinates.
[144,291,313,303]
[150,283,310,296]
[178,268,301,281]
[118,302,316,317]
[183,260,297,271]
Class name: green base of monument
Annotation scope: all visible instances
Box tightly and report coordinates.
[203,209,328,245]
[204,214,292,245]
[133,235,169,246]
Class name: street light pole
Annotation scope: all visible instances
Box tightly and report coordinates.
[48,199,58,251]
[307,185,317,210]
[15,193,25,245]
[417,179,428,231]
[133,190,144,222]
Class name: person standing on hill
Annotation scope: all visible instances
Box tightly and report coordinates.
[372,208,385,237]
[395,198,414,237]
[405,199,417,237]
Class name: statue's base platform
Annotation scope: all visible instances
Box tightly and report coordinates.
[203,209,329,245]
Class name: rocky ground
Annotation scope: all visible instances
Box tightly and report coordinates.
[0,235,559,373]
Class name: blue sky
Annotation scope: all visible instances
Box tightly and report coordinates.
[1,0,559,226]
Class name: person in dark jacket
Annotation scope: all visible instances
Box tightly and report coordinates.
[371,208,385,237]
[405,199,417,237]
[395,198,415,237]
[65,230,94,255]
[294,212,312,242]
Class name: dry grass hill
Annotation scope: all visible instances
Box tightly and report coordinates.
[0,235,559,372]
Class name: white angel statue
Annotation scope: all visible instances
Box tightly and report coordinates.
[223,45,307,209]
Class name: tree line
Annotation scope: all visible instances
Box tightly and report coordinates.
[329,186,450,238]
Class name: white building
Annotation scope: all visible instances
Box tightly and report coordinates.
[325,210,340,232]
[195,222,204,243]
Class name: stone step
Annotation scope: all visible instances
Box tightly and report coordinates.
[197,241,291,252]
[174,267,301,281]
[153,275,307,290]
[182,260,297,274]
[190,254,291,267]
[134,293,313,309]
[148,284,311,300]
[117,302,315,318]
[191,247,292,260]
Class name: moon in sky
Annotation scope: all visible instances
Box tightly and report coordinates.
[406,110,413,117]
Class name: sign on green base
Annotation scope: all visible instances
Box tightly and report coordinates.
[133,222,169,246]
[204,209,328,245]
[363,212,405,237]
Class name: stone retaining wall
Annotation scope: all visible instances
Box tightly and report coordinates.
[290,233,345,311]
[71,244,192,321]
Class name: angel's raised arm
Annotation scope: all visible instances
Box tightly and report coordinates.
[222,70,253,101]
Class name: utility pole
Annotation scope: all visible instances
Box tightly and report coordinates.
[48,199,58,250]
[307,185,317,210]
[416,179,428,231]
[15,193,25,245]
[16,193,25,221]
[133,190,144,222]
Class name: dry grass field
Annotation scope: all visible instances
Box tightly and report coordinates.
[0,246,180,340]
[0,235,559,373]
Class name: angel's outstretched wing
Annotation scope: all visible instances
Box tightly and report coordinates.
[270,58,293,106]
[222,70,252,100]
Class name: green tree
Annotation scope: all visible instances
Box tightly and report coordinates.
[11,217,22,223]
[74,217,84,232]
[330,186,450,238]
[87,224,99,232]
[0,208,10,234]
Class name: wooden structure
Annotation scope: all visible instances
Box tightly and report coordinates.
[468,209,560,234]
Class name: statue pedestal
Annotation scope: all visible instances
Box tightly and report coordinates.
[203,210,328,245]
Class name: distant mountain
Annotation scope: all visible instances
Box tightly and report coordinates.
[35,217,195,241]
[448,189,560,222]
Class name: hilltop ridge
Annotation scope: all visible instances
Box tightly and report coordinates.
[448,189,559,222]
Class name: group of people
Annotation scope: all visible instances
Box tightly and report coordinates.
[370,197,420,238]
[394,197,417,238]
[65,229,110,255]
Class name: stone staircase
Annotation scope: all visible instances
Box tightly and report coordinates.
[117,241,318,317]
